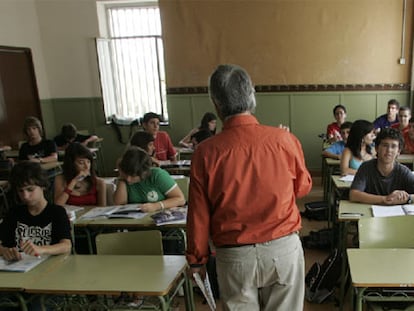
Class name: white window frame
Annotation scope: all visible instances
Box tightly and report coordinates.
[96,0,168,124]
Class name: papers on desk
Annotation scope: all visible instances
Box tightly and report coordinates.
[64,205,84,221]
[0,254,49,272]
[193,272,216,310]
[159,160,191,168]
[80,204,145,219]
[151,207,187,225]
[372,204,414,217]
[339,175,354,182]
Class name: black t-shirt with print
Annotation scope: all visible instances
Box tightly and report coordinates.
[0,203,71,249]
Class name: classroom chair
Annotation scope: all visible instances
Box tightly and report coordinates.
[172,175,189,202]
[358,216,414,311]
[95,230,163,255]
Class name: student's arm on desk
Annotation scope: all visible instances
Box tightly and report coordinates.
[0,244,21,261]
[113,179,128,205]
[141,185,185,212]
[322,150,341,160]
[82,135,99,147]
[36,152,58,163]
[20,239,71,257]
[96,177,107,206]
[340,148,357,176]
[350,189,410,205]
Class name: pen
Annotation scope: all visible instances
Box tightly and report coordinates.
[340,212,363,216]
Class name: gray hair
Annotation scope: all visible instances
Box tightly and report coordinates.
[209,64,256,118]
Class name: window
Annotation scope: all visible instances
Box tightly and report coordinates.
[96,1,168,123]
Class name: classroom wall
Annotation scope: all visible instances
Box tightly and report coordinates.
[0,0,412,175]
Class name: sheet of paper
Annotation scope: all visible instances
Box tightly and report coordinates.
[371,205,405,217]
[339,175,354,182]
[0,254,48,272]
[193,272,216,311]
[403,204,414,215]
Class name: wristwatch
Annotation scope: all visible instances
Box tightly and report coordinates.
[407,195,412,204]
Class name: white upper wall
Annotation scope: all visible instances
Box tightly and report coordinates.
[0,0,50,99]
[35,0,101,98]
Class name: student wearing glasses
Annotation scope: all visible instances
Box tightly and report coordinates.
[350,128,414,205]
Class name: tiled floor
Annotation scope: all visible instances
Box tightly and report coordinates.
[176,177,354,310]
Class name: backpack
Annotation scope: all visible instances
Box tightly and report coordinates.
[305,248,343,303]
[301,201,329,221]
[302,228,334,249]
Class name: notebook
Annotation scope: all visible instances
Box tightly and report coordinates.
[80,204,145,219]
[371,204,414,217]
[0,254,49,272]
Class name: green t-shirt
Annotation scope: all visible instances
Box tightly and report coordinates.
[126,167,176,203]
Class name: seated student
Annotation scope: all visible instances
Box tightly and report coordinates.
[18,116,58,163]
[0,161,72,261]
[402,117,414,154]
[54,123,99,151]
[373,99,399,130]
[326,104,347,143]
[113,147,185,212]
[142,112,177,161]
[322,121,353,160]
[54,142,106,206]
[340,120,376,175]
[391,106,411,135]
[350,128,414,205]
[190,129,213,149]
[179,112,217,148]
[129,131,160,166]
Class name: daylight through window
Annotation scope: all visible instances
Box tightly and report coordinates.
[96,2,168,123]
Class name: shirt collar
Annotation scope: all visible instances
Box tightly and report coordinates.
[223,114,259,130]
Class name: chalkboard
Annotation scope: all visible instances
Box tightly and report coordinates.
[0,46,42,149]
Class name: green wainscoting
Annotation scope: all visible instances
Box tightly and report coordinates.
[40,90,410,176]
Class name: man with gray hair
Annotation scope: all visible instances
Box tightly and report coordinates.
[186,64,312,310]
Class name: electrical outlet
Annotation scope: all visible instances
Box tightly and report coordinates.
[399,58,406,65]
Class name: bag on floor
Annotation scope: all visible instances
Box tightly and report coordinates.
[302,228,334,249]
[305,248,342,303]
[301,201,329,221]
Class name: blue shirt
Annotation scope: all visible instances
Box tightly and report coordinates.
[324,141,345,155]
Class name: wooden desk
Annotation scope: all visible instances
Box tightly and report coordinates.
[160,160,191,176]
[176,147,193,160]
[74,210,187,254]
[25,255,194,311]
[337,200,372,311]
[347,248,414,311]
[0,255,65,311]
[323,158,340,201]
[397,154,414,166]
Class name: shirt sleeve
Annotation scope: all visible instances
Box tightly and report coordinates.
[54,135,65,147]
[18,143,28,160]
[45,140,58,156]
[186,155,211,266]
[290,133,313,198]
[350,165,367,191]
[0,209,17,247]
[51,205,72,244]
[153,168,176,195]
[165,133,177,159]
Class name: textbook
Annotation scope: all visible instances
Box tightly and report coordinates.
[371,204,414,217]
[80,204,145,219]
[151,207,187,225]
[0,254,49,272]
[193,272,216,310]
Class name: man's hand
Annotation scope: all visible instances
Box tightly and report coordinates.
[383,190,409,205]
[188,265,207,282]
[1,247,22,261]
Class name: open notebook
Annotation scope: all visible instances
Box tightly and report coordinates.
[0,254,49,272]
[372,204,414,217]
[80,204,145,219]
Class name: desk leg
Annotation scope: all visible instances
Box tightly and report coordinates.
[339,221,349,311]
[183,271,195,311]
[356,288,365,311]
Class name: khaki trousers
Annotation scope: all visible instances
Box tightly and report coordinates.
[215,232,304,311]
